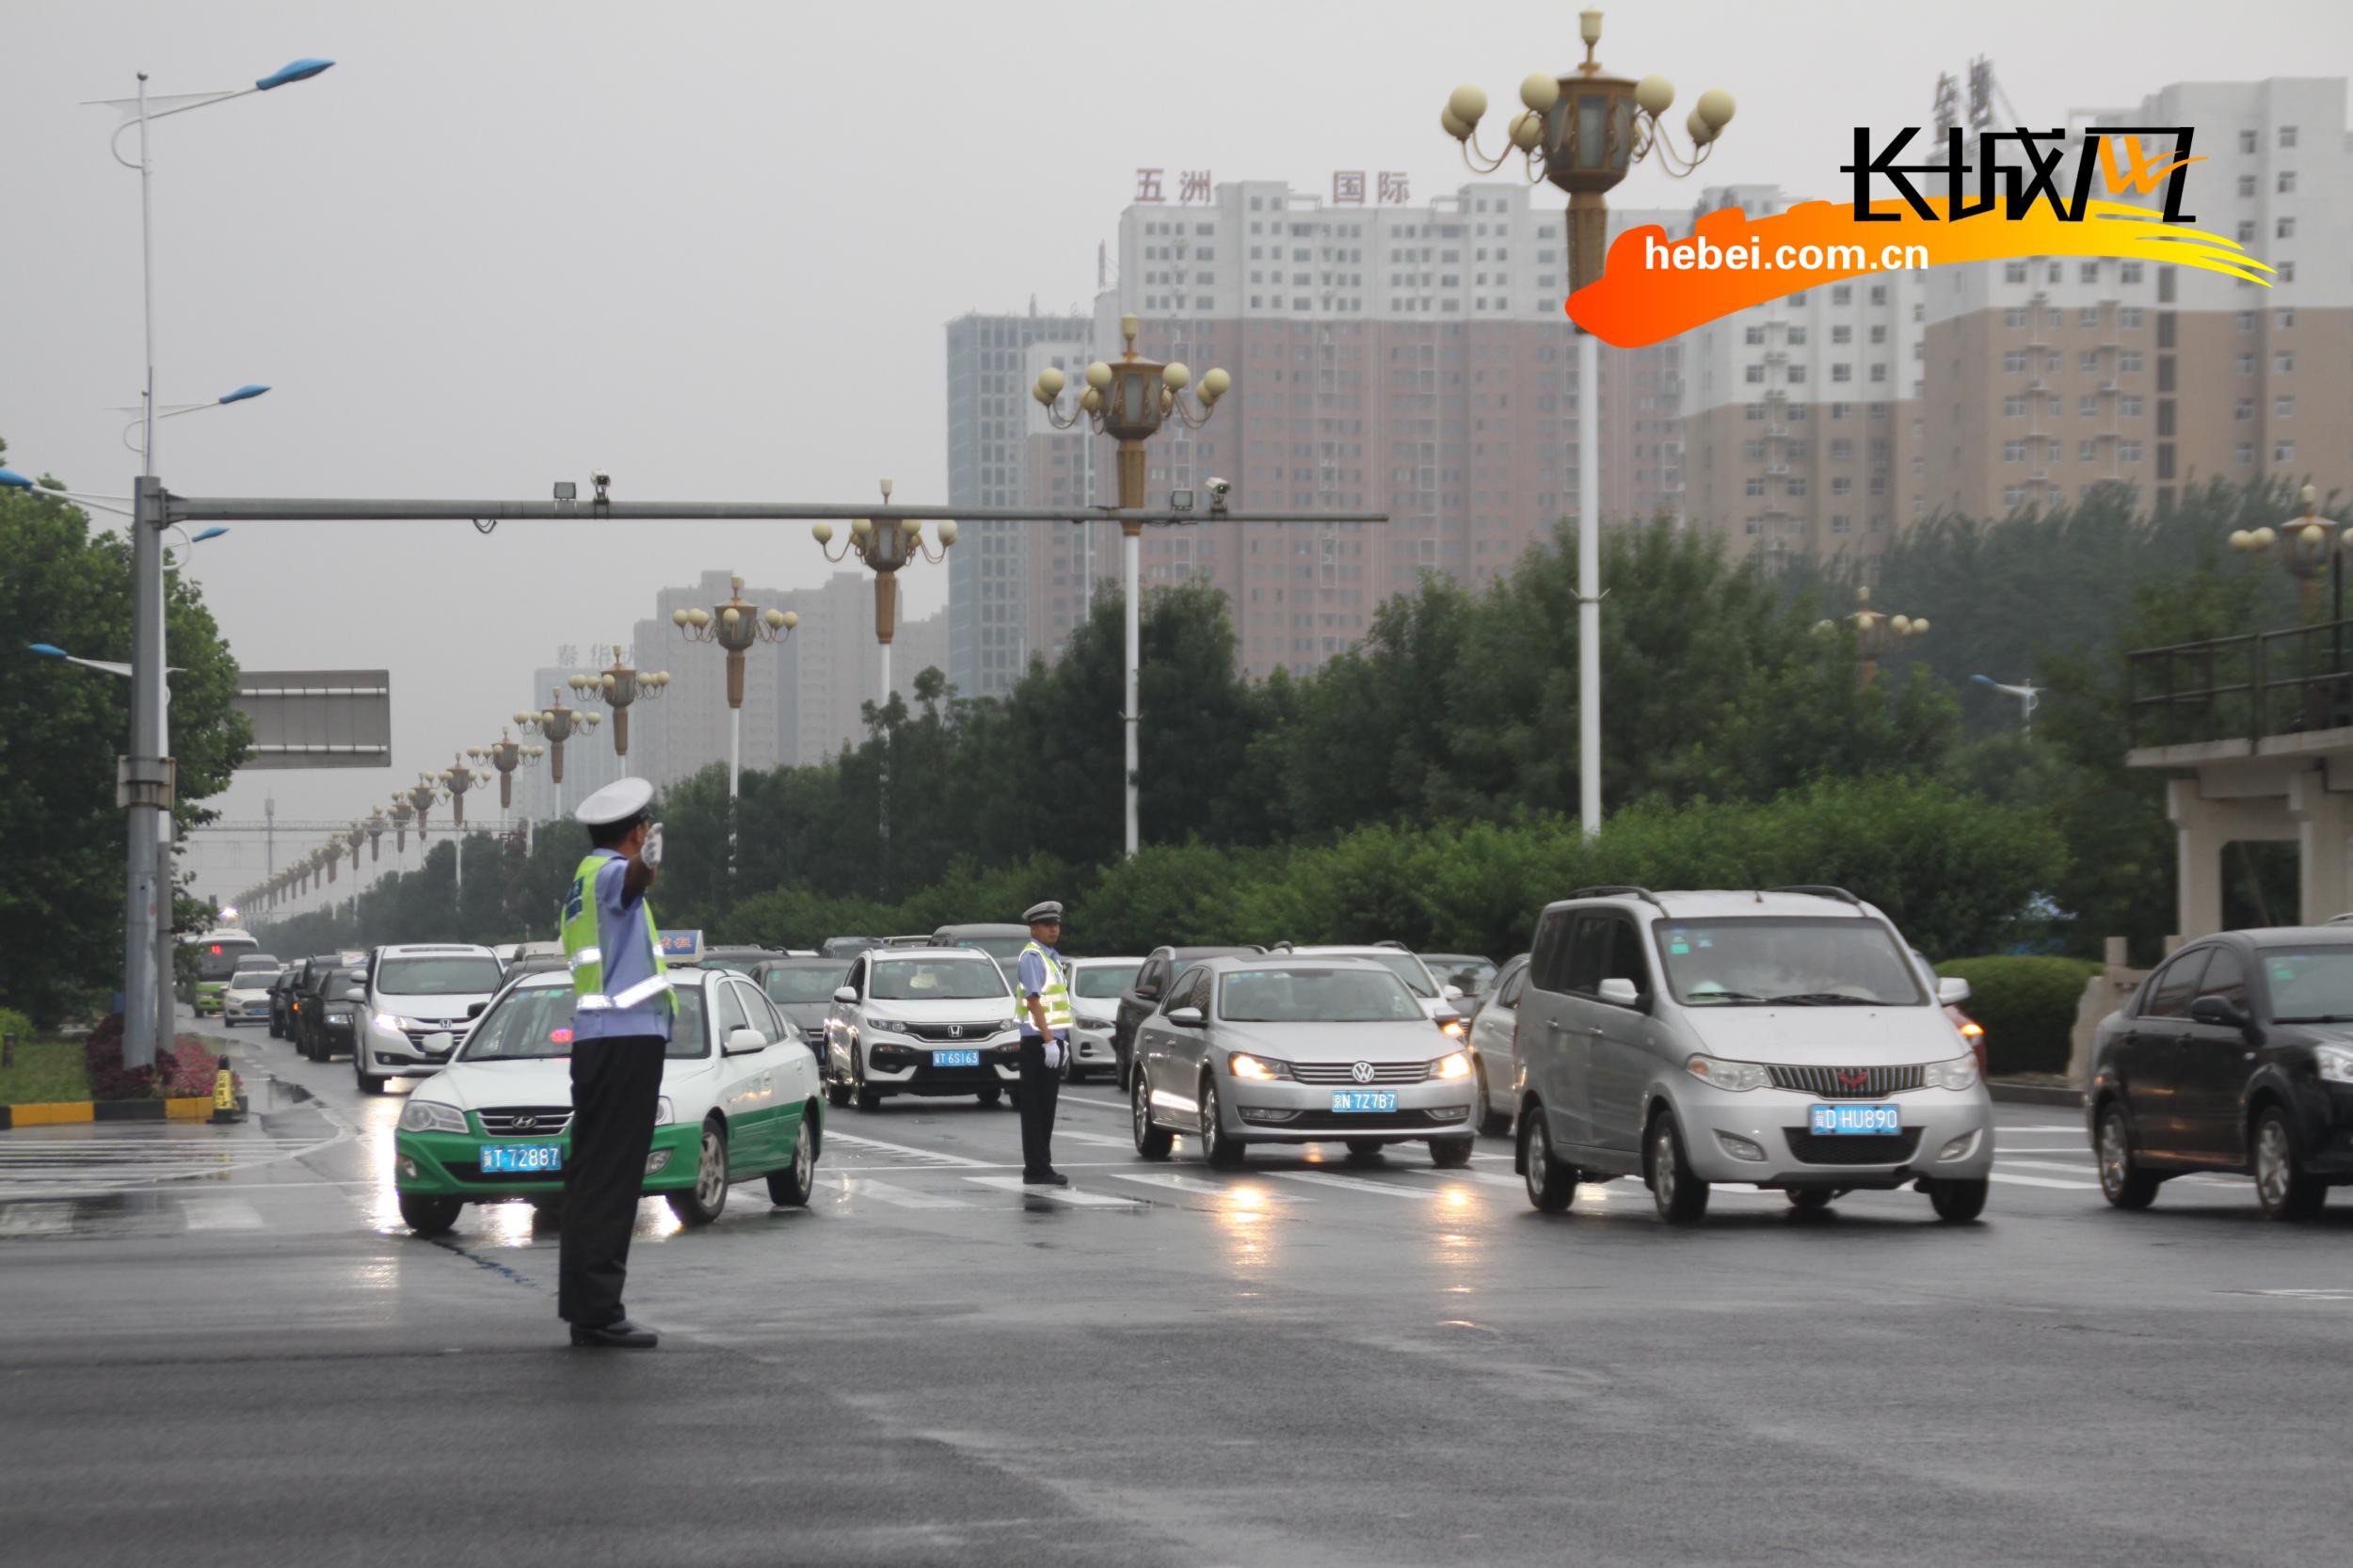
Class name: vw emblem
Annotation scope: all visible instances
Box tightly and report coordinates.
[1351,1061,1375,1084]
[511,1115,538,1132]
[948,1024,965,1039]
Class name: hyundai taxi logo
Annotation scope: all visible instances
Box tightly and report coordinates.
[1351,1061,1375,1084]
[511,1115,539,1131]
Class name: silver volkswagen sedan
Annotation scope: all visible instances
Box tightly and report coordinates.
[1128,956,1479,1167]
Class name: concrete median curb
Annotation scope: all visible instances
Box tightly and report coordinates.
[0,1097,216,1130]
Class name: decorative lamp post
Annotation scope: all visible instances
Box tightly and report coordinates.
[321,837,343,885]
[387,793,413,854]
[1814,586,1929,688]
[673,575,794,802]
[405,774,446,842]
[365,809,387,862]
[2232,485,2345,623]
[344,821,365,885]
[812,486,955,718]
[1443,7,1733,837]
[571,644,669,758]
[1033,320,1227,856]
[517,685,595,786]
[487,729,542,811]
[443,753,489,829]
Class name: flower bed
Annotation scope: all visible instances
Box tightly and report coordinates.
[82,1014,240,1102]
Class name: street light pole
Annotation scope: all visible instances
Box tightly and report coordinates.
[1444,8,1733,837]
[674,576,794,876]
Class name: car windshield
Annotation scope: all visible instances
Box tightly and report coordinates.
[2258,946,2353,1021]
[228,973,274,992]
[1218,966,1428,1024]
[234,956,279,972]
[700,955,766,973]
[871,957,1007,1001]
[1429,957,1497,995]
[377,957,504,996]
[460,984,710,1061]
[196,944,257,981]
[324,974,366,1001]
[1075,963,1143,999]
[1653,918,1926,1006]
[1363,953,1438,999]
[763,963,850,1003]
[949,935,1030,961]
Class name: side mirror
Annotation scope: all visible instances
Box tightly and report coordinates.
[1936,976,1972,1006]
[1443,984,1465,1001]
[725,1027,768,1055]
[466,1001,488,1019]
[1597,978,1641,1007]
[832,986,857,1004]
[2187,995,2251,1031]
[1166,1006,1206,1028]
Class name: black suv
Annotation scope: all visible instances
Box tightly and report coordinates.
[2089,926,2353,1221]
[1111,945,1266,1091]
[293,952,365,1061]
[267,965,301,1038]
[311,969,368,1061]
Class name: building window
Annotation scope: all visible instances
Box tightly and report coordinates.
[2235,442,2255,465]
[2276,396,2295,418]
[2004,262,2027,284]
[2003,440,2025,463]
[2277,216,2297,240]
[2279,170,2297,194]
[2275,440,2296,463]
[1831,514,1852,534]
[1832,363,1852,382]
[2238,174,2257,197]
[2238,130,2258,153]
[2121,263,2143,284]
[2277,352,2296,373]
[1745,326,1765,344]
[2280,125,2298,149]
[2280,262,2296,282]
[2078,439,2097,461]
[2235,399,2255,421]
[2121,395,2143,418]
[2119,352,2142,373]
[2120,307,2143,328]
[1745,364,1765,383]
[2004,395,2027,417]
[2121,441,2142,463]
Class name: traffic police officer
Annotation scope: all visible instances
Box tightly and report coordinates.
[1015,901,1071,1185]
[558,777,672,1349]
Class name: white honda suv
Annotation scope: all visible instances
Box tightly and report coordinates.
[356,944,505,1095]
[822,947,1024,1111]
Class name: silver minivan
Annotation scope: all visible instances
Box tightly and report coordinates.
[1511,887,1993,1224]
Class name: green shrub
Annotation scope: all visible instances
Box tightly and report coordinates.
[1934,955,2102,1077]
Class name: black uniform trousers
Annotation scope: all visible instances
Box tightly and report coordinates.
[558,1035,666,1327]
[1016,1034,1064,1177]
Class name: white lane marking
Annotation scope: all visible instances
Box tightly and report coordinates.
[1988,1171,2099,1190]
[824,1131,996,1169]
[1273,1170,1443,1201]
[1110,1172,1312,1201]
[830,1177,973,1209]
[1999,1159,2097,1176]
[0,1204,74,1237]
[1403,1167,1526,1191]
[962,1176,1143,1207]
[1061,1095,1128,1112]
[1997,1124,2089,1133]
[1052,1128,1136,1148]
[182,1200,264,1232]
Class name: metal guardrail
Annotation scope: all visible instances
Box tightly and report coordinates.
[2128,618,2353,749]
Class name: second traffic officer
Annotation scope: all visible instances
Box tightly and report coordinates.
[1015,901,1071,1186]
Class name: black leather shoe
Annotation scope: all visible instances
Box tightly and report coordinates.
[569,1317,659,1349]
[1022,1171,1070,1187]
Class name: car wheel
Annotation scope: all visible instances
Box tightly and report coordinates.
[667,1121,729,1226]
[2252,1104,2327,1222]
[397,1193,461,1237]
[1928,1177,1989,1223]
[1473,1060,1511,1137]
[1131,1067,1174,1160]
[976,1085,1003,1108]
[1646,1111,1709,1225]
[825,1081,851,1108]
[1787,1187,1834,1211]
[1200,1078,1245,1169]
[1429,1135,1475,1168]
[355,1055,385,1096]
[2096,1102,2161,1210]
[1344,1139,1385,1159]
[853,1051,883,1112]
[765,1113,817,1208]
[1521,1110,1577,1212]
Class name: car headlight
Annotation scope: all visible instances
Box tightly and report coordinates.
[864,1017,906,1034]
[1226,1052,1293,1081]
[1440,1018,1467,1040]
[374,1011,417,1032]
[396,1099,470,1135]
[1923,1053,1981,1091]
[2317,1046,2353,1084]
[1432,1050,1473,1080]
[654,1096,676,1125]
[1685,1054,1769,1092]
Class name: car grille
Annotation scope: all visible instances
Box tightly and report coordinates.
[1290,1060,1433,1085]
[1767,1064,1925,1098]
[1260,1110,1458,1132]
[402,1023,465,1051]
[1782,1129,1922,1165]
[478,1107,574,1137]
[895,1021,1004,1043]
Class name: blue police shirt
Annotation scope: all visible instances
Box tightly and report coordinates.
[572,850,674,1044]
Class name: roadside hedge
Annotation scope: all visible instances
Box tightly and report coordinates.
[1934,955,2103,1077]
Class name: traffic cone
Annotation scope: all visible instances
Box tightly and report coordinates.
[209,1052,246,1125]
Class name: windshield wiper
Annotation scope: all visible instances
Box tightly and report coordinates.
[1684,990,1766,1003]
[2273,1015,2353,1024]
[1765,993,1882,1006]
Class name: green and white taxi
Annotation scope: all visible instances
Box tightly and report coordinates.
[391,966,824,1236]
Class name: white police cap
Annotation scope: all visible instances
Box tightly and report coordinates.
[575,776,655,826]
[1023,901,1064,924]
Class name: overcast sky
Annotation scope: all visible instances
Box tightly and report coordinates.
[6,0,2346,904]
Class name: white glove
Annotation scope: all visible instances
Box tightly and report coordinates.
[640,822,664,869]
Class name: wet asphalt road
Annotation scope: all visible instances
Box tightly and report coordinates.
[2,1014,2349,1568]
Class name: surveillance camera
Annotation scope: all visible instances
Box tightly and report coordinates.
[1206,477,1232,497]
[591,470,611,489]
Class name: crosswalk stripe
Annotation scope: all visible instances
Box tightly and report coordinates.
[1109,1172,1313,1201]
[824,1131,996,1169]
[1052,1129,1136,1148]
[182,1200,264,1232]
[1273,1170,1442,1200]
[1999,1158,2096,1176]
[1404,1167,1525,1191]
[963,1176,1143,1207]
[1988,1171,2098,1190]
[829,1177,973,1209]
[0,1203,74,1237]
